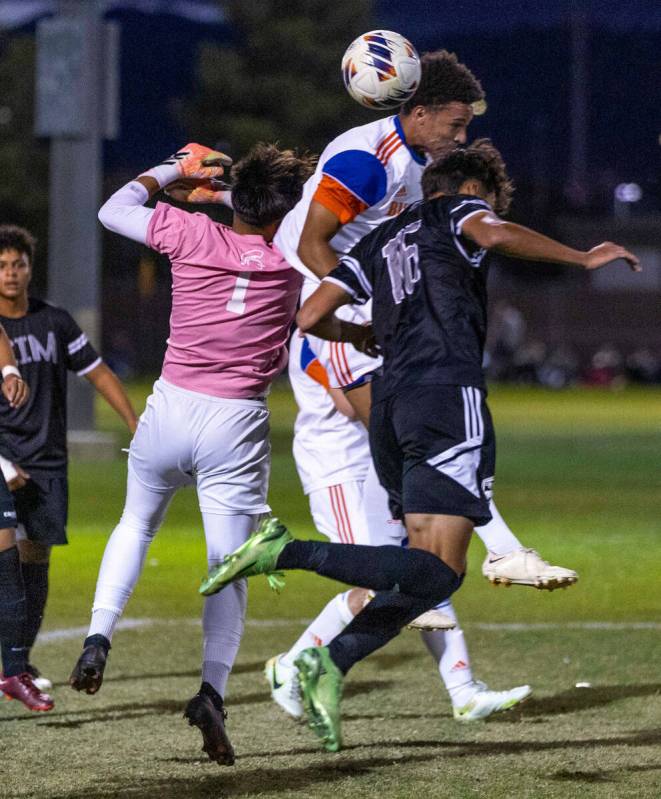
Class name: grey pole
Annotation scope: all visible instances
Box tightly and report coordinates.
[36,0,118,438]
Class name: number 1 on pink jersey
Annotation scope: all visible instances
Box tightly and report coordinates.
[226,272,250,314]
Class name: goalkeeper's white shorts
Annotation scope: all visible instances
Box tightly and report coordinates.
[128,378,271,516]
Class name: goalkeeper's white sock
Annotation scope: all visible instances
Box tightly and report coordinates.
[281,590,355,669]
[474,500,523,556]
[88,520,155,641]
[201,513,255,698]
[421,600,477,707]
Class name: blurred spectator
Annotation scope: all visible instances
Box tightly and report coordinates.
[104,331,136,381]
[488,302,527,380]
[537,344,580,389]
[625,348,660,384]
[512,340,547,384]
[582,345,626,388]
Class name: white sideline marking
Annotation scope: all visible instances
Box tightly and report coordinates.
[39,618,153,642]
[472,622,661,631]
[39,617,661,644]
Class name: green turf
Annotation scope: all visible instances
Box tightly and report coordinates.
[2,383,660,798]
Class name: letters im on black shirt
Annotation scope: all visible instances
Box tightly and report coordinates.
[325,195,493,403]
[0,298,101,476]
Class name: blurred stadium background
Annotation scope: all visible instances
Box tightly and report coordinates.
[0,2,660,797]
[1,0,660,388]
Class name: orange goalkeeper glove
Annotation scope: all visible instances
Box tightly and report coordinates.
[139,143,232,189]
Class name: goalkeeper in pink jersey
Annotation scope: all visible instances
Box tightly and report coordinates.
[69,142,314,764]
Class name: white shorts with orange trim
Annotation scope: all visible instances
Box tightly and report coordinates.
[308,479,404,547]
[301,278,382,390]
[308,482,368,545]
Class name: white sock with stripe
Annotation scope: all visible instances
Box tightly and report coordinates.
[420,600,478,708]
[280,590,355,669]
[363,461,406,545]
[474,500,523,556]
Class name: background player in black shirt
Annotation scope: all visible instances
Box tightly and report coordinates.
[0,321,54,711]
[295,141,638,721]
[0,225,138,697]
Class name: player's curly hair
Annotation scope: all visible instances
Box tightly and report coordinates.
[401,50,484,113]
[230,143,317,228]
[0,225,36,263]
[421,139,514,215]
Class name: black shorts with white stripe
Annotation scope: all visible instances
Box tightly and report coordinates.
[369,384,495,526]
[0,470,17,529]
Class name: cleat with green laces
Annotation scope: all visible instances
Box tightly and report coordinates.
[295,646,344,752]
[199,517,293,596]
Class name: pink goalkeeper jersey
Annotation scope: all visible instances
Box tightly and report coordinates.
[147,202,302,399]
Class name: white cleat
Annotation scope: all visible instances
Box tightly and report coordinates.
[482,548,578,590]
[264,653,303,719]
[32,676,53,692]
[27,667,52,692]
[407,608,457,631]
[453,683,532,721]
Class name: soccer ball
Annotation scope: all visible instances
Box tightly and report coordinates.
[341,30,421,110]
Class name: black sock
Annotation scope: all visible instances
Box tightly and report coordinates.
[277,540,449,597]
[199,681,224,710]
[329,548,461,674]
[21,561,49,657]
[276,539,462,674]
[0,546,28,677]
[84,634,111,652]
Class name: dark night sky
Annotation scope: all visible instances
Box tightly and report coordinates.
[7,1,661,210]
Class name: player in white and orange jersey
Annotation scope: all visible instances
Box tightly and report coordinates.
[264,331,530,722]
[273,49,577,590]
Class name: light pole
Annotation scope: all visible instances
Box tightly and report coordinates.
[35,0,119,444]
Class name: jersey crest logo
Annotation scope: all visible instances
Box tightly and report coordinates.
[240,249,265,269]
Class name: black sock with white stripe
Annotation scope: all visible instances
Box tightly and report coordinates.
[21,561,49,655]
[0,546,28,677]
[276,540,460,673]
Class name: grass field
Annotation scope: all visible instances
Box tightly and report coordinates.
[2,383,660,798]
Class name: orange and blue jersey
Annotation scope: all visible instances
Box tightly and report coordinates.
[274,114,427,283]
[289,332,371,495]
[299,335,330,390]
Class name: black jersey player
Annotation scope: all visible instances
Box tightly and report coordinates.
[0,225,138,702]
[0,321,51,711]
[288,140,638,745]
[194,142,638,753]
[300,139,638,544]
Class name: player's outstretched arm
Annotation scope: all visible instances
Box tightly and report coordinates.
[97,144,231,245]
[297,282,378,356]
[84,362,139,434]
[462,212,641,272]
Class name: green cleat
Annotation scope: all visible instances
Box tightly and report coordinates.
[295,646,344,753]
[199,517,293,596]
